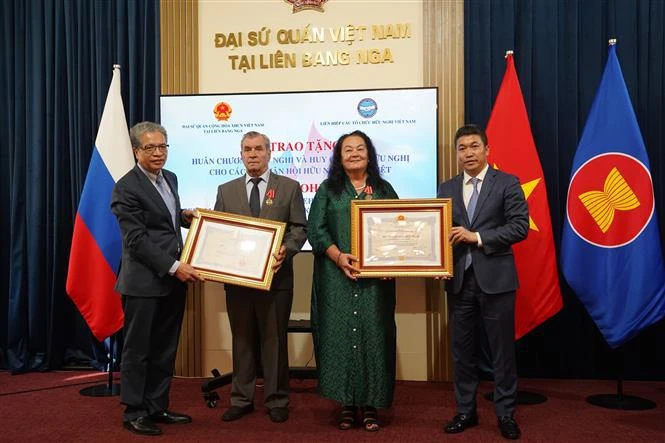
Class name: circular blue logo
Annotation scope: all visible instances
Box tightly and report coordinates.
[357,98,378,118]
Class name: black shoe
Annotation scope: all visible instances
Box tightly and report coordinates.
[443,413,479,434]
[268,407,289,423]
[150,410,192,424]
[123,416,162,436]
[498,416,521,440]
[222,404,254,422]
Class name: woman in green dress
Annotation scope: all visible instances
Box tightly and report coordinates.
[308,130,398,432]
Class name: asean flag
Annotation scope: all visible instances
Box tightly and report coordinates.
[561,43,665,348]
[66,66,134,341]
[487,51,563,339]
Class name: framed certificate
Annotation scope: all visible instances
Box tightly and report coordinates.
[180,209,286,290]
[350,199,453,278]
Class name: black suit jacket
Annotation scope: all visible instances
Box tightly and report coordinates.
[214,172,307,291]
[111,165,189,297]
[437,167,529,295]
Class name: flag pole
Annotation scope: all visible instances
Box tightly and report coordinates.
[505,49,546,407]
[513,336,548,404]
[79,332,121,397]
[483,48,556,406]
[561,38,657,411]
[585,338,654,410]
[67,63,129,397]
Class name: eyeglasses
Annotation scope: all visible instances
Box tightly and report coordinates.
[139,144,169,154]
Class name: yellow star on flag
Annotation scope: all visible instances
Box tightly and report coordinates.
[493,163,541,232]
[521,178,541,232]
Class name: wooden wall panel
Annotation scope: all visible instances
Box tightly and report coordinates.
[161,0,199,95]
[160,0,201,377]
[423,0,465,382]
[162,0,464,380]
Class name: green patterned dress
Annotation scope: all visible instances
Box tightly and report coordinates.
[308,178,398,408]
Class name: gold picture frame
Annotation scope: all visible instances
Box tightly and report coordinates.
[180,208,286,290]
[350,198,453,278]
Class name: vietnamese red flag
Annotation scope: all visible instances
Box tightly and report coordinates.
[486,52,563,339]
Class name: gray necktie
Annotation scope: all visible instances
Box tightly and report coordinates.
[156,174,177,228]
[249,177,262,217]
[465,177,480,269]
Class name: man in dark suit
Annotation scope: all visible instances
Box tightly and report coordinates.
[437,124,529,440]
[111,121,204,436]
[215,131,307,424]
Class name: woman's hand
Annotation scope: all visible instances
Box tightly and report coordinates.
[337,252,361,280]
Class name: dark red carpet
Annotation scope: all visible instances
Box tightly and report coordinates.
[1,371,663,441]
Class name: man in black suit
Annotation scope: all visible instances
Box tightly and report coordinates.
[214,131,307,423]
[111,121,204,436]
[437,124,529,440]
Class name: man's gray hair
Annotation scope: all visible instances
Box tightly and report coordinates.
[130,121,168,148]
[240,131,270,149]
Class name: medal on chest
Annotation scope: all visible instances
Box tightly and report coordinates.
[363,185,373,200]
[265,188,275,205]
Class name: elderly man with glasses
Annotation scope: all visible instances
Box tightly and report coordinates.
[111,121,204,436]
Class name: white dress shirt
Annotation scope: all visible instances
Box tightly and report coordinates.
[462,163,489,246]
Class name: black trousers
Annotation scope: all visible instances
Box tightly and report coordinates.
[120,290,186,421]
[226,287,293,410]
[447,266,518,418]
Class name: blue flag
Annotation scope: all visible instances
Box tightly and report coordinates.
[561,43,665,348]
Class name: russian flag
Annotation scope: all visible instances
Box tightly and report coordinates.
[66,65,134,341]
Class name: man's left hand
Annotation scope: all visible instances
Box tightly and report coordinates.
[449,226,478,245]
[272,245,286,272]
[182,209,197,224]
[175,262,205,283]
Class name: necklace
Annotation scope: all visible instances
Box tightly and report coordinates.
[353,183,366,191]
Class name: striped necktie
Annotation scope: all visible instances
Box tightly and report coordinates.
[156,174,177,228]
